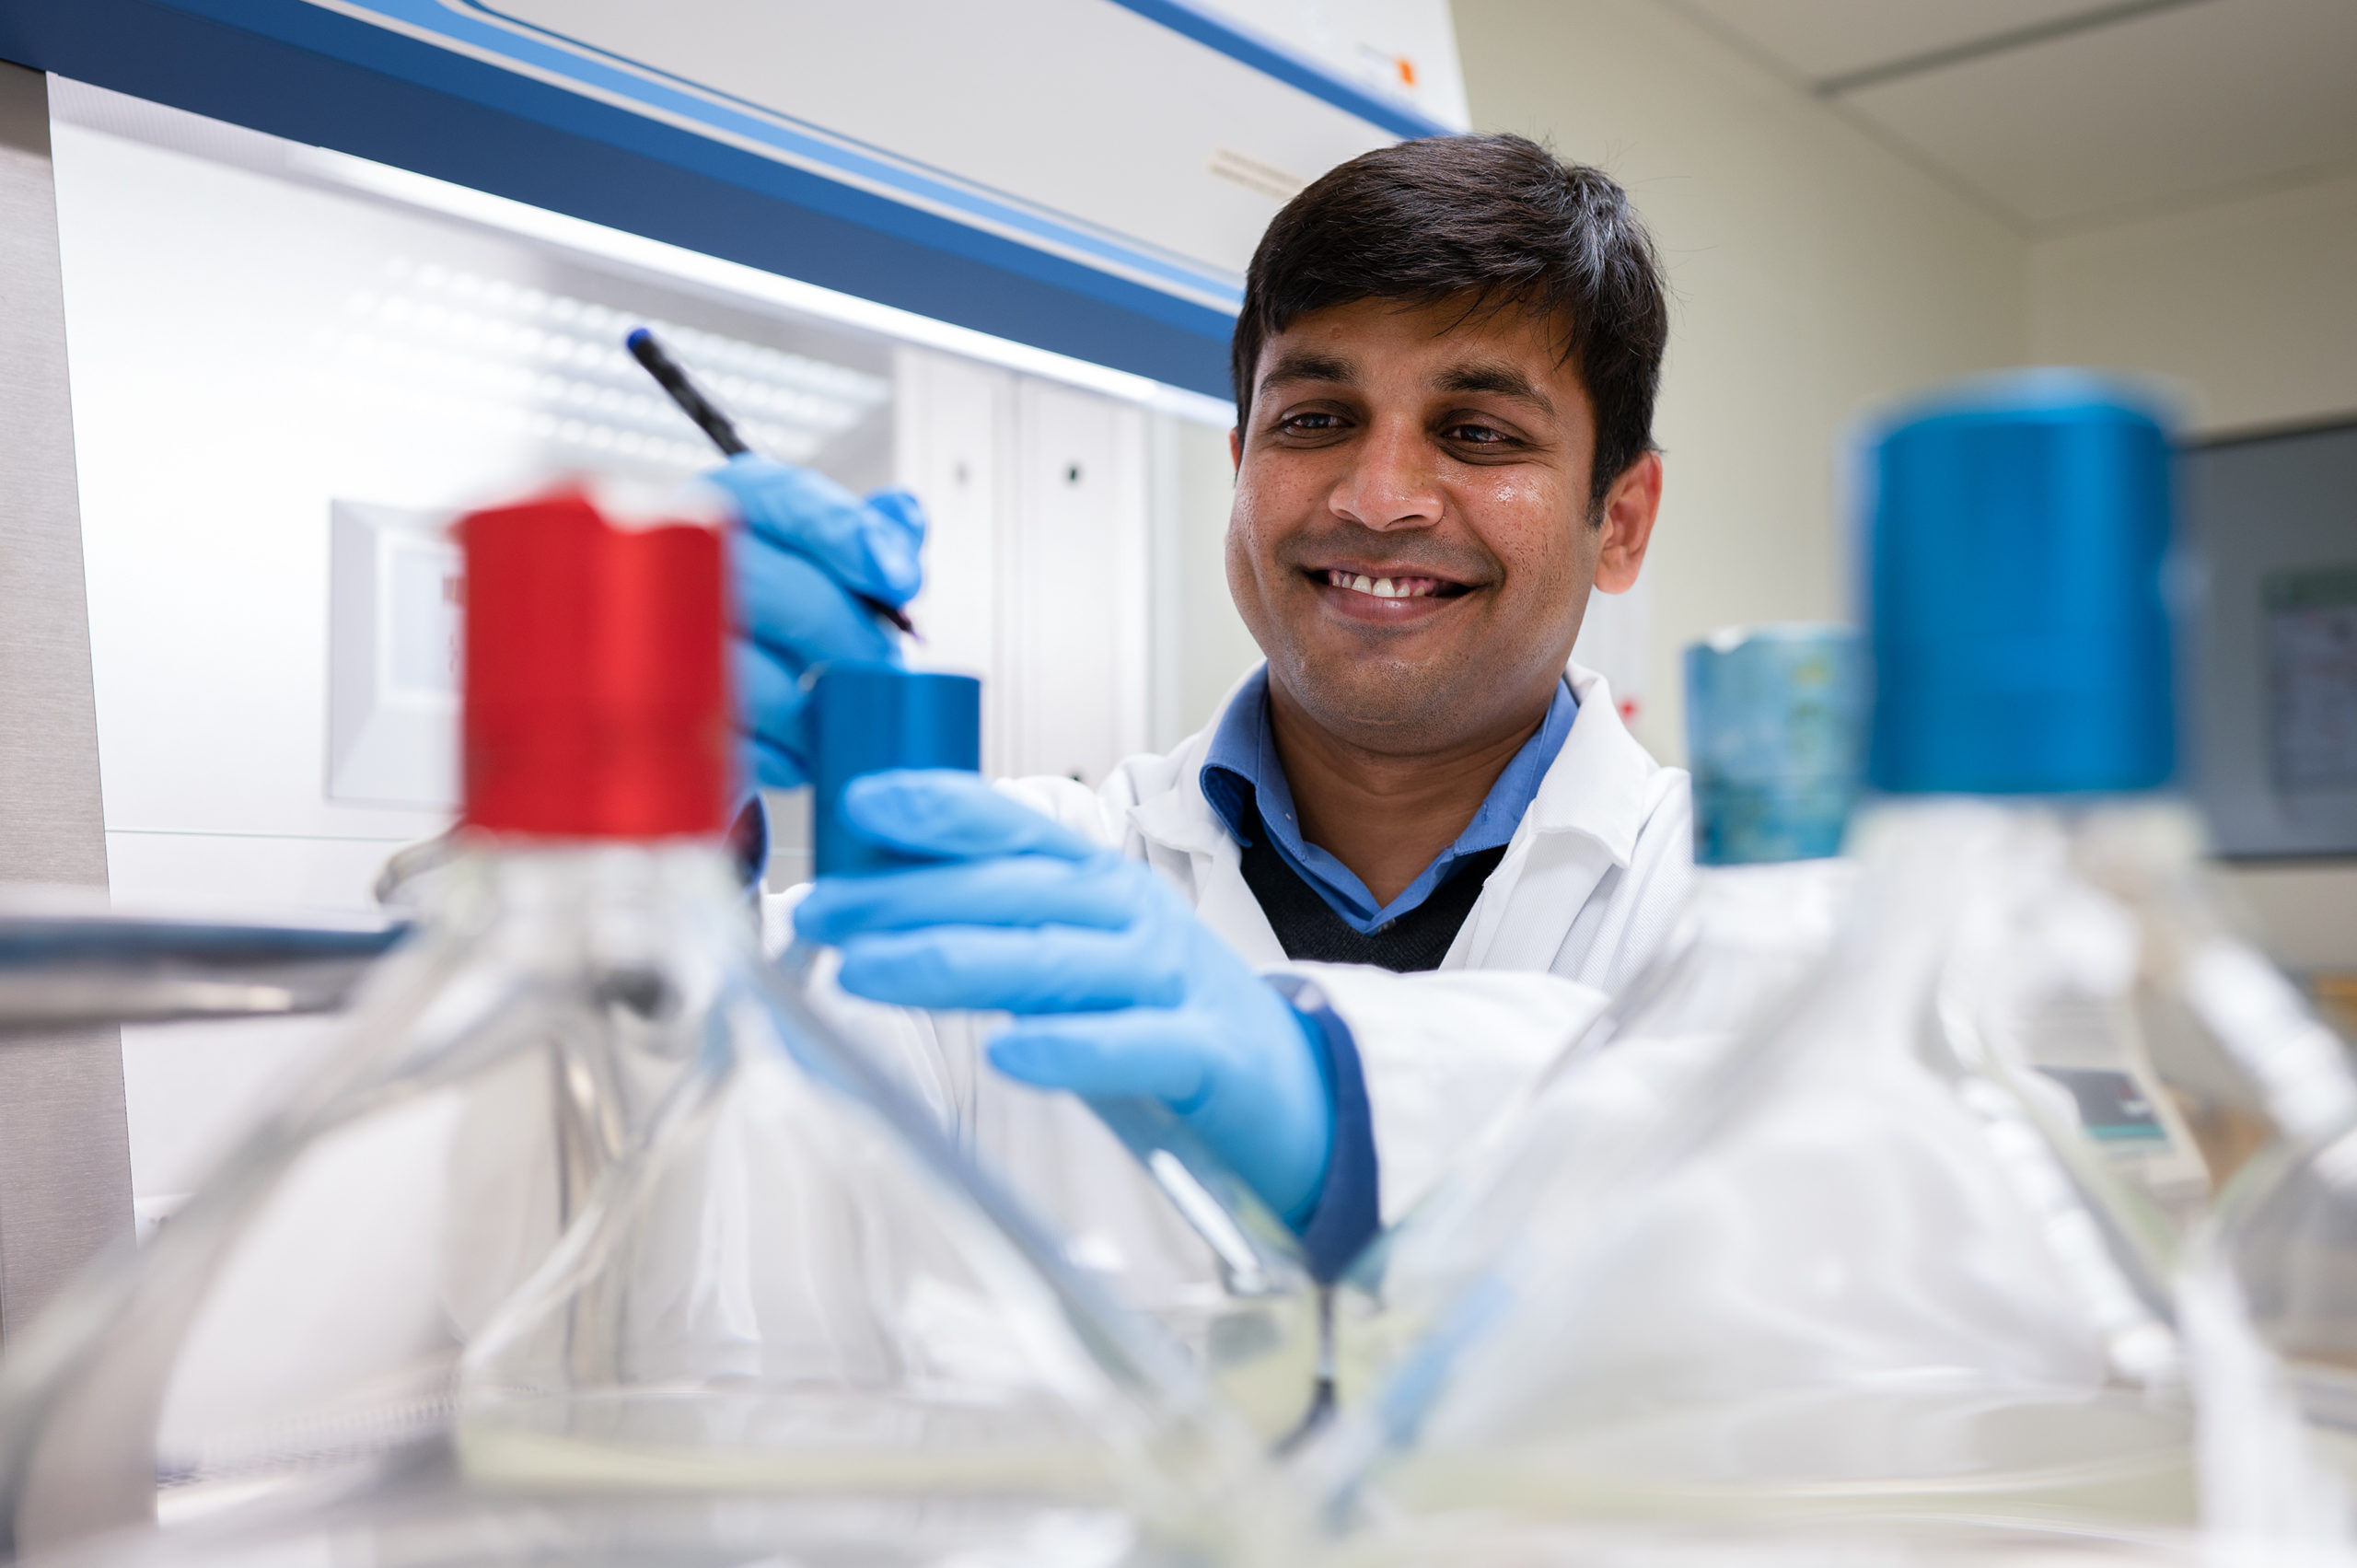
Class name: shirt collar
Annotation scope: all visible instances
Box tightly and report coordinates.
[1198,668,1579,934]
[1198,665,1280,849]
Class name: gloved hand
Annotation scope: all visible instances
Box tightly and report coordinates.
[794,770,1335,1225]
[707,454,926,787]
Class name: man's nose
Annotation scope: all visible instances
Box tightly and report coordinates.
[1329,422,1444,531]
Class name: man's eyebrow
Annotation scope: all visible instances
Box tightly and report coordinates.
[1434,361,1556,415]
[1257,350,1355,398]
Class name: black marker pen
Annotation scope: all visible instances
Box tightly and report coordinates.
[626,326,916,637]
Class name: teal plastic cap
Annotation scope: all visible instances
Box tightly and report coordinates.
[1864,368,2177,796]
[1684,624,1865,865]
[807,663,982,876]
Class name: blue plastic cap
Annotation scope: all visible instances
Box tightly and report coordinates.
[1864,369,2177,796]
[807,663,982,876]
[1685,624,1864,865]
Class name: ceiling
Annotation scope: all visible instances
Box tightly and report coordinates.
[1662,0,2357,231]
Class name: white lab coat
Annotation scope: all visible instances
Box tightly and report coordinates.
[764,660,1695,1310]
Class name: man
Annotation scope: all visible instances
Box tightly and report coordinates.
[720,134,1689,1294]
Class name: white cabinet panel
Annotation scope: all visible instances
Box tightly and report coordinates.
[896,348,1016,773]
[898,353,1156,789]
[1007,382,1151,786]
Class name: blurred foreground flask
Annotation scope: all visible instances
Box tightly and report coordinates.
[1861,374,2357,1547]
[1319,373,2286,1540]
[0,482,740,1553]
[0,482,1254,1561]
[1329,624,1865,1394]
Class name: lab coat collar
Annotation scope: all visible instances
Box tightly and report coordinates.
[1129,667,1261,858]
[1446,659,1665,973]
[1519,661,1655,867]
[1132,659,1655,868]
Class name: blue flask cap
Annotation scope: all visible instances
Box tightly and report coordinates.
[1685,624,1864,865]
[1864,368,2177,796]
[807,663,982,876]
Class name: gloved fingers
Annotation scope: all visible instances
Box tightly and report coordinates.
[708,456,923,606]
[831,924,1183,1013]
[734,530,901,669]
[732,639,810,757]
[840,770,1097,863]
[862,487,928,596]
[742,734,804,791]
[795,856,1140,942]
[986,1011,1211,1106]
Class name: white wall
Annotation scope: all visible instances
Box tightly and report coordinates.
[1150,414,1260,749]
[1451,0,2028,761]
[2030,170,2357,973]
[2030,169,2357,439]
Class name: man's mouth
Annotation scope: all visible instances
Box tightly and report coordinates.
[1310,568,1474,601]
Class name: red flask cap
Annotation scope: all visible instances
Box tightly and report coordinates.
[459,482,732,839]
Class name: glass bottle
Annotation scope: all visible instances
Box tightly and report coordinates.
[1855,378,2357,1553]
[0,482,1258,1562]
[445,656,1263,1543]
[0,481,744,1553]
[1330,624,1866,1393]
[784,661,1324,1449]
[1321,374,2229,1539]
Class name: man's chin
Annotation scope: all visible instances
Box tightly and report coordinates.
[1269,651,1482,749]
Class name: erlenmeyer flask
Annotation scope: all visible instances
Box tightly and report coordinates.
[784,661,1324,1448]
[2142,838,2357,1542]
[1331,624,1865,1389]
[0,480,745,1552]
[448,926,1260,1527]
[2,481,1276,1565]
[1324,374,2220,1538]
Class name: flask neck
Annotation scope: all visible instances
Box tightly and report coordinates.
[417,835,749,962]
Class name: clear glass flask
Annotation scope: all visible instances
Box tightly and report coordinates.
[2163,867,2357,1543]
[1329,624,1865,1393]
[787,660,1326,1452]
[0,482,743,1552]
[0,482,1258,1563]
[1322,374,2235,1540]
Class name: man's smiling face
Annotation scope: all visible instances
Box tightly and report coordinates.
[1226,294,1654,756]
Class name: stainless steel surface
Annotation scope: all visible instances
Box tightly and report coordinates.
[0,916,406,1031]
[0,60,135,1354]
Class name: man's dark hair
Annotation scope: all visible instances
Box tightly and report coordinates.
[1232,134,1667,514]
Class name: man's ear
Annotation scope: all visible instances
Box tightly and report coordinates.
[1593,451,1664,595]
[1228,426,1242,473]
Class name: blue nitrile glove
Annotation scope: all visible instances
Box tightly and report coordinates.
[707,454,927,787]
[794,770,1336,1226]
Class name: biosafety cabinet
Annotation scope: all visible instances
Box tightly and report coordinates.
[0,1,1644,1321]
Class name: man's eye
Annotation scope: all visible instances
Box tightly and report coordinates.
[1446,423,1511,445]
[1280,412,1343,435]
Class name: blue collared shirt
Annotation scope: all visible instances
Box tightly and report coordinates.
[1201,668,1578,935]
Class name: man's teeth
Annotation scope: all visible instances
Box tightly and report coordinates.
[1324,569,1440,599]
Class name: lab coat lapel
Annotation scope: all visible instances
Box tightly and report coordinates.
[1126,671,1289,968]
[1451,664,1657,972]
[1184,837,1288,967]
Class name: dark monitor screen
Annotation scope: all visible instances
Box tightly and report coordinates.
[2183,420,2357,859]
